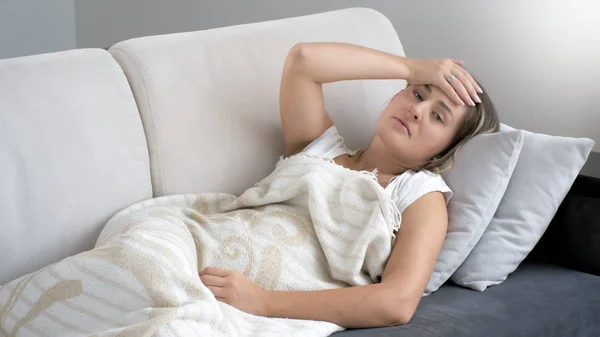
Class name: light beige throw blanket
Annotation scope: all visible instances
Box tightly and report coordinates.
[0,154,401,336]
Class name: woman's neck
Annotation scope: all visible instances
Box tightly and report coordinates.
[351,143,409,177]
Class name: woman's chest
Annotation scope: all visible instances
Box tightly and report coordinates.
[332,154,395,189]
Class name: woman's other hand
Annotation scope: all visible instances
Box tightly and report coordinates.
[406,58,483,106]
[199,267,270,316]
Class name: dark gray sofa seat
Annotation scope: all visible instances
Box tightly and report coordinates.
[334,263,600,337]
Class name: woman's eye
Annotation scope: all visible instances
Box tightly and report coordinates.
[413,90,423,102]
[433,111,443,122]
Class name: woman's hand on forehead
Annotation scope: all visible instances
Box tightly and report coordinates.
[405,58,482,107]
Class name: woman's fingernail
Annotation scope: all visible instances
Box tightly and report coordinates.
[469,98,475,106]
[475,95,481,103]
[477,86,483,94]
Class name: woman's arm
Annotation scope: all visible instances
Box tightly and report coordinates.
[263,191,448,328]
[287,42,412,84]
[286,42,479,101]
[264,281,398,328]
[279,42,480,156]
[279,42,413,157]
[200,191,448,328]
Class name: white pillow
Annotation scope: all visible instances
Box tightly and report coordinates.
[451,124,595,291]
[424,129,524,295]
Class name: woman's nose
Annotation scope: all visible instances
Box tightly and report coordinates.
[410,103,425,121]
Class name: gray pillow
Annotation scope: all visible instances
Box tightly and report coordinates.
[451,124,594,291]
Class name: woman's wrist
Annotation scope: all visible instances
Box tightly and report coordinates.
[398,57,415,82]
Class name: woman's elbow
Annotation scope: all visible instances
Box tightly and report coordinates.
[285,43,311,70]
[383,309,413,327]
[381,297,418,326]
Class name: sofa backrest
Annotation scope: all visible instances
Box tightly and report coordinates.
[109,7,406,197]
[0,49,152,285]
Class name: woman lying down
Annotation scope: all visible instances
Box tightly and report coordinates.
[0,43,498,337]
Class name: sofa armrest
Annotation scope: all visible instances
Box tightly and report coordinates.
[527,175,600,277]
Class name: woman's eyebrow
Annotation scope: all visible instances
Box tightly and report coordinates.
[437,100,454,121]
[423,85,454,121]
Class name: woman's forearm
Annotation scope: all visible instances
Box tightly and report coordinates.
[288,42,412,84]
[264,283,407,329]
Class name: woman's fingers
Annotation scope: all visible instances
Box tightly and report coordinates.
[454,65,482,97]
[437,59,469,106]
[449,59,482,94]
[200,274,226,287]
[409,57,482,106]
[439,78,465,106]
[207,285,227,298]
[472,76,483,94]
[451,81,472,106]
[451,66,480,104]
[199,266,230,277]
[451,59,464,66]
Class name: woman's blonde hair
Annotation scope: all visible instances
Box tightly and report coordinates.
[421,83,499,173]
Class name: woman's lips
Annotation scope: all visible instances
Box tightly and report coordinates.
[393,117,411,136]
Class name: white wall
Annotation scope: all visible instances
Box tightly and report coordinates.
[0,0,77,59]
[74,0,600,152]
[0,1,596,150]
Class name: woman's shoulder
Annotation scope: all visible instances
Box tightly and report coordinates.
[388,170,453,214]
[399,169,447,184]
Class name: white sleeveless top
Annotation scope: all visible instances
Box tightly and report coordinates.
[295,125,452,214]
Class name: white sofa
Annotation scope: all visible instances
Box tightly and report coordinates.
[1,7,404,287]
[2,7,600,337]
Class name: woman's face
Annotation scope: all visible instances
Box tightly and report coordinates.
[376,84,469,169]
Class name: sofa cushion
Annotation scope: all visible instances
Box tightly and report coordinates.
[333,262,600,337]
[108,7,407,197]
[0,49,152,285]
